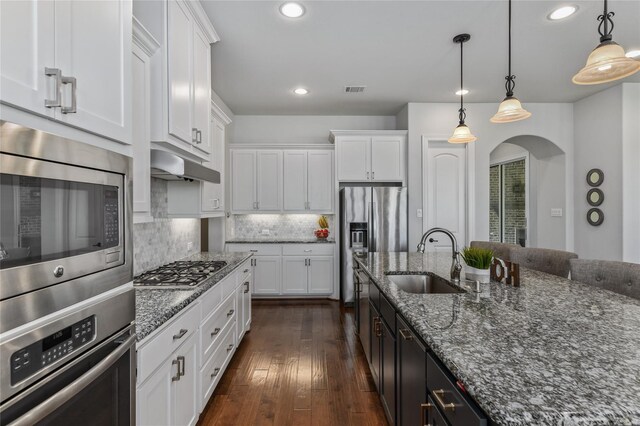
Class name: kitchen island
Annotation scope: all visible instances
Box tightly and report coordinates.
[354,251,640,425]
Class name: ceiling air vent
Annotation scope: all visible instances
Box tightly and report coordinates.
[344,86,366,93]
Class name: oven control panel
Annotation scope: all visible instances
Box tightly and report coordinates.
[104,187,119,248]
[10,316,96,385]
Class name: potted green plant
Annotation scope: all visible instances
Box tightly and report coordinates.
[459,246,494,283]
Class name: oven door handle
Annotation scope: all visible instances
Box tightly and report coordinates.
[7,334,136,426]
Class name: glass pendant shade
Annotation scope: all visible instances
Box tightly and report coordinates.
[448,123,477,144]
[573,41,640,85]
[490,96,532,123]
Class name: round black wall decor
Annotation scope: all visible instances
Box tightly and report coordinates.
[587,188,604,206]
[587,208,604,226]
[586,169,604,187]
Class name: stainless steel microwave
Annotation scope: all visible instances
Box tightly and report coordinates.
[0,122,132,329]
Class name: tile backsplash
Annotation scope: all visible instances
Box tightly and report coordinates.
[133,178,200,275]
[228,214,334,239]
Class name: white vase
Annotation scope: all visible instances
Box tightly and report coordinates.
[465,266,490,283]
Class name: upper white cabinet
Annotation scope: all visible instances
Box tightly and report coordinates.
[134,0,219,161]
[331,131,407,183]
[1,0,132,144]
[231,150,282,212]
[201,106,230,213]
[283,150,333,212]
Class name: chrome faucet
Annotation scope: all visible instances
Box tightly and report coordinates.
[417,228,462,283]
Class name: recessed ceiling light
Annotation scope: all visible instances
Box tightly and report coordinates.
[548,5,577,21]
[280,2,305,18]
[455,89,469,96]
[626,50,640,59]
[293,88,309,95]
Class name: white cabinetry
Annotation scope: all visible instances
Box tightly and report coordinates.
[1,0,132,144]
[201,111,228,213]
[283,150,333,212]
[134,0,219,161]
[132,18,160,224]
[282,257,308,294]
[252,257,282,295]
[331,131,407,183]
[231,150,282,212]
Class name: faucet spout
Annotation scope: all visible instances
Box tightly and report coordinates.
[417,227,462,283]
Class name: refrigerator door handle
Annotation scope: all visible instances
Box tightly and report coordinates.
[368,201,376,252]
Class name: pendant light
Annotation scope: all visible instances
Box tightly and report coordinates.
[490,0,531,123]
[449,34,476,144]
[573,0,640,85]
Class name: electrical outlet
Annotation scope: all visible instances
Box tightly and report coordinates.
[417,209,423,218]
[551,208,563,217]
[261,229,270,236]
[187,241,193,251]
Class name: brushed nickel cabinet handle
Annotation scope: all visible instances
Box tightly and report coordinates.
[210,367,221,379]
[177,355,185,377]
[244,282,250,293]
[420,402,433,426]
[227,343,234,352]
[366,171,370,180]
[432,389,456,412]
[172,329,188,340]
[304,249,312,252]
[171,358,180,381]
[44,67,62,108]
[372,171,375,180]
[243,269,250,273]
[60,75,76,114]
[210,327,221,337]
[227,309,234,317]
[399,329,414,341]
[196,129,202,144]
[192,127,198,143]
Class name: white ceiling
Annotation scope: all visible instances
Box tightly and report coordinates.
[201,0,640,115]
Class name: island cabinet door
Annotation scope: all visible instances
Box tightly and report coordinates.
[380,319,396,425]
[369,301,381,390]
[396,315,428,426]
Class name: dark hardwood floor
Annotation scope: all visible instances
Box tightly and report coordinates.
[197,300,388,426]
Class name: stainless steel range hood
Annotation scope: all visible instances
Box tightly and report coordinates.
[150,149,220,183]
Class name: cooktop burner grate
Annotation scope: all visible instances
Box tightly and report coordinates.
[134,260,228,289]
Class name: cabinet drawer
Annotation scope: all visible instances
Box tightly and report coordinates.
[138,303,200,384]
[282,244,334,256]
[236,260,252,283]
[200,325,236,406]
[200,282,223,321]
[200,293,236,362]
[426,353,487,426]
[222,270,238,300]
[379,293,395,333]
[226,244,282,256]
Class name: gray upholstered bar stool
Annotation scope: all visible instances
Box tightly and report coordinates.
[509,247,578,278]
[570,259,640,300]
[470,241,521,261]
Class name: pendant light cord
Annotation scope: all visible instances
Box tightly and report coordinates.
[458,39,467,125]
[598,0,615,42]
[504,0,516,97]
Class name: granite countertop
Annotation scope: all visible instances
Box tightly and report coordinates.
[226,237,335,244]
[354,252,640,426]
[135,252,252,342]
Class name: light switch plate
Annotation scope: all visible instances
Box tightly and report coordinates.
[187,241,193,251]
[417,209,423,218]
[261,229,270,235]
[551,208,563,217]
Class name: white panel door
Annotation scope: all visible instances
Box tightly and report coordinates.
[55,0,132,144]
[137,359,172,426]
[282,257,308,294]
[253,257,281,295]
[337,138,370,181]
[202,116,225,212]
[191,23,210,155]
[0,0,54,117]
[132,44,151,215]
[307,151,333,212]
[256,151,282,211]
[371,137,403,181]
[166,0,192,144]
[243,276,252,330]
[172,333,198,426]
[308,256,334,294]
[236,284,245,341]
[425,145,466,252]
[231,150,256,211]
[283,151,307,211]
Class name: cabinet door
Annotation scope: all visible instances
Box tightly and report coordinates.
[370,136,403,181]
[172,333,199,426]
[337,137,370,181]
[381,320,396,424]
[231,151,256,211]
[282,257,308,295]
[236,283,245,341]
[307,151,333,212]
[283,151,307,211]
[137,357,173,426]
[308,256,334,295]
[166,0,193,144]
[256,151,282,211]
[0,0,54,117]
[132,43,151,216]
[202,117,225,212]
[243,277,252,331]
[370,302,381,389]
[397,316,427,426]
[54,0,132,144]
[253,256,281,295]
[191,23,210,155]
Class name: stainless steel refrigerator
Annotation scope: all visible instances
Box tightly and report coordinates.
[340,186,408,304]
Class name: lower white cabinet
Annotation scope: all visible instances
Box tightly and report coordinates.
[252,256,281,295]
[283,256,334,295]
[282,257,308,294]
[308,256,334,294]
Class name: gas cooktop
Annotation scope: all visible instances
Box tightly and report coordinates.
[134,260,228,289]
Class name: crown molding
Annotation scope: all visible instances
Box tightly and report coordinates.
[132,17,160,56]
[211,100,232,125]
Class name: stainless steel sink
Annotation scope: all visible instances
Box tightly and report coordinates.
[386,274,464,294]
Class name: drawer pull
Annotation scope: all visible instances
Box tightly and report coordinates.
[171,358,181,382]
[172,329,188,340]
[210,327,221,337]
[304,249,312,252]
[432,389,456,412]
[227,344,234,352]
[244,282,250,293]
[210,367,221,379]
[243,269,250,273]
[399,329,414,341]
[227,309,235,317]
[420,402,433,426]
[250,250,258,253]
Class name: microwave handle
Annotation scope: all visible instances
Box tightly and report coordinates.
[7,334,135,426]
